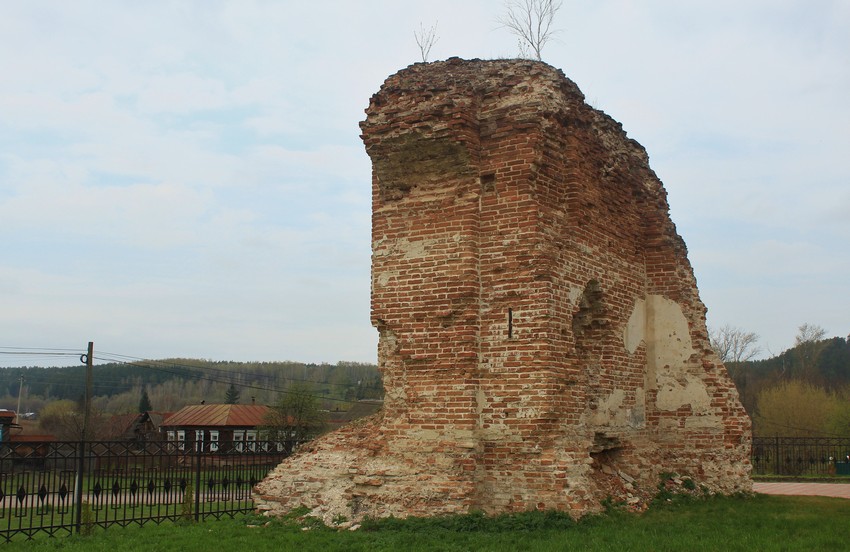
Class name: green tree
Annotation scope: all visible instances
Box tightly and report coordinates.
[754,380,843,437]
[794,323,828,381]
[816,337,850,389]
[39,400,79,437]
[138,387,152,412]
[262,383,326,451]
[826,388,850,436]
[225,383,240,404]
[39,399,108,440]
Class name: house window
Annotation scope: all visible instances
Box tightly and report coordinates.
[210,430,219,452]
[233,430,245,452]
[246,430,257,452]
[195,429,205,452]
[167,431,175,442]
[177,430,186,451]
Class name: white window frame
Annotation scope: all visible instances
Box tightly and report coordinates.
[209,430,219,452]
[176,430,186,451]
[245,430,257,452]
[195,429,205,452]
[233,430,245,452]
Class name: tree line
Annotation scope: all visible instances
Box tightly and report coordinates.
[713,324,850,437]
[1,359,382,419]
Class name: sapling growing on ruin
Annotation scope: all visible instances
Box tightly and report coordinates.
[499,0,562,60]
[414,21,439,62]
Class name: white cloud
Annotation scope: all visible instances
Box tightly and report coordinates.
[134,74,232,114]
[0,1,847,366]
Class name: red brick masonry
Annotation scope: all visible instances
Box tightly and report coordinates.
[255,58,752,522]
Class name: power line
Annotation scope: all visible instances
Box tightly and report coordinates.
[0,351,80,356]
[1,345,382,407]
[0,346,82,352]
[0,347,86,368]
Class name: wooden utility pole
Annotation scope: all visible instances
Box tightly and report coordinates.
[75,340,93,534]
[82,341,93,440]
[15,375,24,424]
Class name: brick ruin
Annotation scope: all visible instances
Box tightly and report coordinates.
[255,58,751,521]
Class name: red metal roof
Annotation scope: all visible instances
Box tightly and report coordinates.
[10,434,56,442]
[161,404,268,428]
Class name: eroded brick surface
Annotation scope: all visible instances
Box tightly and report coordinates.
[254,58,751,522]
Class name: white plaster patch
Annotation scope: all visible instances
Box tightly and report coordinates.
[630,387,646,428]
[373,237,440,260]
[646,295,694,370]
[401,238,439,259]
[623,298,646,354]
[516,407,543,419]
[656,374,712,413]
[376,272,393,287]
[588,388,627,426]
[684,415,723,429]
[568,285,584,307]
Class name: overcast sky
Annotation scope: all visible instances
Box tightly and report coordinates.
[1,1,847,367]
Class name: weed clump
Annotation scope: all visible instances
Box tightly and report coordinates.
[179,482,195,523]
[80,501,95,537]
[654,472,714,505]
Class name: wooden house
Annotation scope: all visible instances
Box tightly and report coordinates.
[160,404,270,452]
[103,411,168,443]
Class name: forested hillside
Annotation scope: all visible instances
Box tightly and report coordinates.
[0,359,382,416]
[726,334,850,437]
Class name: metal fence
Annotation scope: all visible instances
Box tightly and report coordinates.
[752,436,850,476]
[0,439,292,543]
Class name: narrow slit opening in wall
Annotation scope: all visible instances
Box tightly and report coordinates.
[508,308,513,339]
[481,173,496,192]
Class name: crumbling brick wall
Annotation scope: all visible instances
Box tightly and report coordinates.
[255,58,751,522]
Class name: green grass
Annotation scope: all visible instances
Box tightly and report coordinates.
[5,494,850,551]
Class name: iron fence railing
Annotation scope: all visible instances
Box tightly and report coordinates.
[6,434,846,541]
[0,439,293,542]
[751,436,850,476]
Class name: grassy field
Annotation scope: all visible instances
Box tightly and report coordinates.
[5,493,850,551]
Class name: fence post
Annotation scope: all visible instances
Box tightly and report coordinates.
[73,439,85,533]
[774,435,780,475]
[194,440,202,522]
